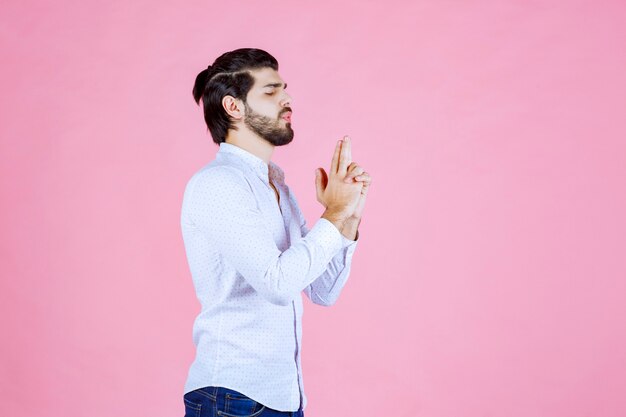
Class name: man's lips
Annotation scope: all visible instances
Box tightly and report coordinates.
[281,112,292,122]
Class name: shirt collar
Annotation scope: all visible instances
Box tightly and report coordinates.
[217,142,285,185]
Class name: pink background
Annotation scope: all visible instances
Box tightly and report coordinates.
[2,1,625,416]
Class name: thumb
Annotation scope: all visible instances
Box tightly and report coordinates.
[315,168,326,199]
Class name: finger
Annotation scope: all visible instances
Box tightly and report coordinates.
[344,166,365,182]
[320,167,328,189]
[315,169,323,200]
[315,168,329,202]
[343,162,357,180]
[353,172,371,183]
[346,162,358,172]
[355,173,371,195]
[338,135,351,175]
[330,139,342,175]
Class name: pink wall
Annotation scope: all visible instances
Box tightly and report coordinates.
[2,1,625,416]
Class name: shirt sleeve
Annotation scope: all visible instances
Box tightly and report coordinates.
[289,188,359,307]
[186,166,346,306]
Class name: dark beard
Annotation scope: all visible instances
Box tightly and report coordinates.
[243,101,294,146]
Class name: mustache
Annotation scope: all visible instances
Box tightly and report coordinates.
[280,108,292,116]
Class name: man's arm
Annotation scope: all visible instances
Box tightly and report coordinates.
[185,166,347,306]
[292,197,359,307]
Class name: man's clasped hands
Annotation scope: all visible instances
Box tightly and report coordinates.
[316,136,371,236]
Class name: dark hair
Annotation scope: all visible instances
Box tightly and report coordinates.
[192,48,279,145]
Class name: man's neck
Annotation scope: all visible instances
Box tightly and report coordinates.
[225,133,274,165]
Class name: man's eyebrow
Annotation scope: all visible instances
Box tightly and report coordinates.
[263,82,287,89]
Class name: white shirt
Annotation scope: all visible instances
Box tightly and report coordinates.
[180,142,359,412]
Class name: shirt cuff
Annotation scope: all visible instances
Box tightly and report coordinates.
[340,229,359,248]
[309,217,345,258]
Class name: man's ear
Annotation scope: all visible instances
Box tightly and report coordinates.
[222,95,244,120]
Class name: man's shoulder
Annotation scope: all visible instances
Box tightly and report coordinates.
[186,161,249,192]
[181,162,256,221]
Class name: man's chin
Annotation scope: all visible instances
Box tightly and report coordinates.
[278,127,294,146]
[262,132,293,147]
[273,137,294,147]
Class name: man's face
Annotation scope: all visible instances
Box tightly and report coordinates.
[242,68,293,147]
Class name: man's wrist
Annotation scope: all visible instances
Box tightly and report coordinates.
[340,216,361,241]
[321,208,350,233]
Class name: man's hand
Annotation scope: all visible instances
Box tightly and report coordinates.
[339,138,371,241]
[316,136,371,238]
[342,159,372,221]
[315,136,363,222]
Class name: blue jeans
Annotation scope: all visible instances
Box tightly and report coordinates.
[183,386,305,417]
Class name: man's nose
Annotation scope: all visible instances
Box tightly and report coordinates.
[281,93,292,107]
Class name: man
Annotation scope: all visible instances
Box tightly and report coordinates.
[181,48,371,417]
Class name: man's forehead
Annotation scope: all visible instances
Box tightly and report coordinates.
[251,68,285,88]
